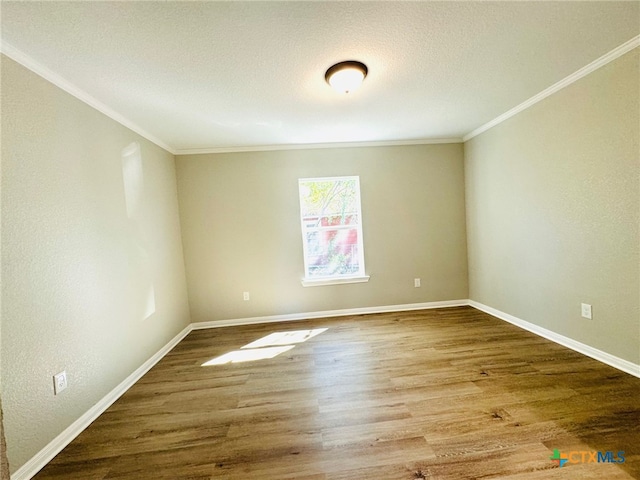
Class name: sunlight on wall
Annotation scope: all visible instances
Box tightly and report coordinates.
[122,142,143,219]
[202,328,328,366]
[121,142,158,323]
[144,285,156,321]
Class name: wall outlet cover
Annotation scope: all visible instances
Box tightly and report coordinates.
[54,371,68,395]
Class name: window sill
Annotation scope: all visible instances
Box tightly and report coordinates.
[301,275,370,287]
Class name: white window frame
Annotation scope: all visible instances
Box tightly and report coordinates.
[298,176,369,287]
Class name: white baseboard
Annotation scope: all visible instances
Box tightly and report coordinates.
[468,300,640,379]
[11,300,466,479]
[190,299,469,329]
[12,298,639,479]
[11,325,193,480]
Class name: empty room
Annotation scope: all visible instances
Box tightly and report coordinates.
[1,1,639,479]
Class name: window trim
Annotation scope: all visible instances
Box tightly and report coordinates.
[301,275,370,287]
[298,175,367,285]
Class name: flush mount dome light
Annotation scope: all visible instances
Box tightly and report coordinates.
[325,61,368,94]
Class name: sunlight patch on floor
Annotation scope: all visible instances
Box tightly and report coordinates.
[241,328,328,349]
[202,328,328,366]
[202,345,295,366]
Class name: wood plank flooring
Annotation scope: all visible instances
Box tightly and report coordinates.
[33,307,640,479]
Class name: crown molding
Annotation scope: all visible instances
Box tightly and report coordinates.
[173,137,462,156]
[0,41,177,155]
[463,35,640,142]
[4,33,637,154]
[0,39,460,157]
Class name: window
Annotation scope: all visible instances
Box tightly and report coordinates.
[298,176,369,286]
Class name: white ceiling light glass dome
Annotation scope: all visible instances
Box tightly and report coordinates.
[325,61,368,94]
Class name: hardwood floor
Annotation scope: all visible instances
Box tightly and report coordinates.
[33,307,640,479]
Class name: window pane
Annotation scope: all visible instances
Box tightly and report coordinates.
[299,178,359,218]
[302,214,359,228]
[305,229,360,277]
[299,176,365,280]
[319,214,359,227]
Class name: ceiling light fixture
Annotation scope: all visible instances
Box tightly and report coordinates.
[325,61,368,94]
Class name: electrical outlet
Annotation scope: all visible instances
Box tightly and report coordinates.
[53,371,68,395]
[414,278,421,288]
[581,303,592,320]
[243,291,250,301]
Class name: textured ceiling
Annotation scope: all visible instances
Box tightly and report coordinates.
[1,1,638,153]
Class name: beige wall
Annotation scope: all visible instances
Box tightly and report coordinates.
[0,54,4,476]
[176,144,469,322]
[3,34,637,477]
[1,400,8,479]
[465,49,639,364]
[1,56,191,472]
